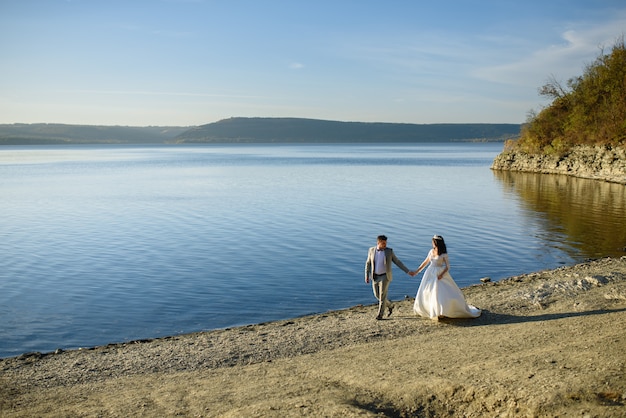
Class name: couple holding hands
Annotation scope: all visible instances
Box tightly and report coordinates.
[365,234,481,321]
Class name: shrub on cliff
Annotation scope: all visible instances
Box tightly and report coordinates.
[516,36,626,154]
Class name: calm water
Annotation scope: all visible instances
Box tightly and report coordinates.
[1,143,625,358]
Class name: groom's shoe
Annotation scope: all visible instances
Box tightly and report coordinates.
[376,314,383,320]
[387,305,394,317]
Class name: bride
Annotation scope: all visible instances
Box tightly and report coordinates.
[412,235,481,319]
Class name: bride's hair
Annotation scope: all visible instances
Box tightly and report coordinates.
[432,235,447,255]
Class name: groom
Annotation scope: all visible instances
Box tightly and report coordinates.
[365,235,414,320]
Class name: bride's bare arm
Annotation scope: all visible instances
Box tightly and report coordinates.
[414,252,431,274]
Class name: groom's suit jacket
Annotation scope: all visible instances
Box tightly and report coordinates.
[365,247,410,282]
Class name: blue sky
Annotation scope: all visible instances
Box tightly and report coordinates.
[1,1,625,127]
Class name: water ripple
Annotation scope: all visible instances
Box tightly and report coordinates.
[1,143,624,357]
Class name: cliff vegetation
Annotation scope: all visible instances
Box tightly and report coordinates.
[492,36,626,184]
[512,36,626,154]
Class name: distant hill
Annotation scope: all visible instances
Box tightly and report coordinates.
[0,124,189,145]
[174,117,521,143]
[0,119,521,145]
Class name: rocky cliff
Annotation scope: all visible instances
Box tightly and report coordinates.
[491,145,626,184]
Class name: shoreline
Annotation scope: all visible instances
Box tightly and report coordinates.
[2,257,626,417]
[491,145,626,185]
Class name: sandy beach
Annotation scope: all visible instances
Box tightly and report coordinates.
[2,257,625,417]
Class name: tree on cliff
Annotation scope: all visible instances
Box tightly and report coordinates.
[514,36,626,154]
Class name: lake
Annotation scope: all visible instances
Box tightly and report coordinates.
[1,143,625,358]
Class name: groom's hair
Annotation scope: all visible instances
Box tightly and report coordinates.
[377,235,388,241]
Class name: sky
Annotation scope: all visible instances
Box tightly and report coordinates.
[1,1,625,127]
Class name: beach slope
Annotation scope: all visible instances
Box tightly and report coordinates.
[2,257,625,417]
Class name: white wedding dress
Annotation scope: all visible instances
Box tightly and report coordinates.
[413,250,481,319]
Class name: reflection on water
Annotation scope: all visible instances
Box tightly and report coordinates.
[493,171,626,259]
[2,144,625,358]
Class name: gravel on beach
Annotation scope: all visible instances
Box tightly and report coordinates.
[2,257,626,417]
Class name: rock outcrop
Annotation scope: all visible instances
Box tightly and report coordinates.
[491,145,626,184]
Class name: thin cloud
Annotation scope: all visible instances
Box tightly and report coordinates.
[64,89,270,99]
[474,15,626,87]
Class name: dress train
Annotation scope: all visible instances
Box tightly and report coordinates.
[413,252,481,319]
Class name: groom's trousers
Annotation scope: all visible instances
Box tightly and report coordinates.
[372,273,392,318]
